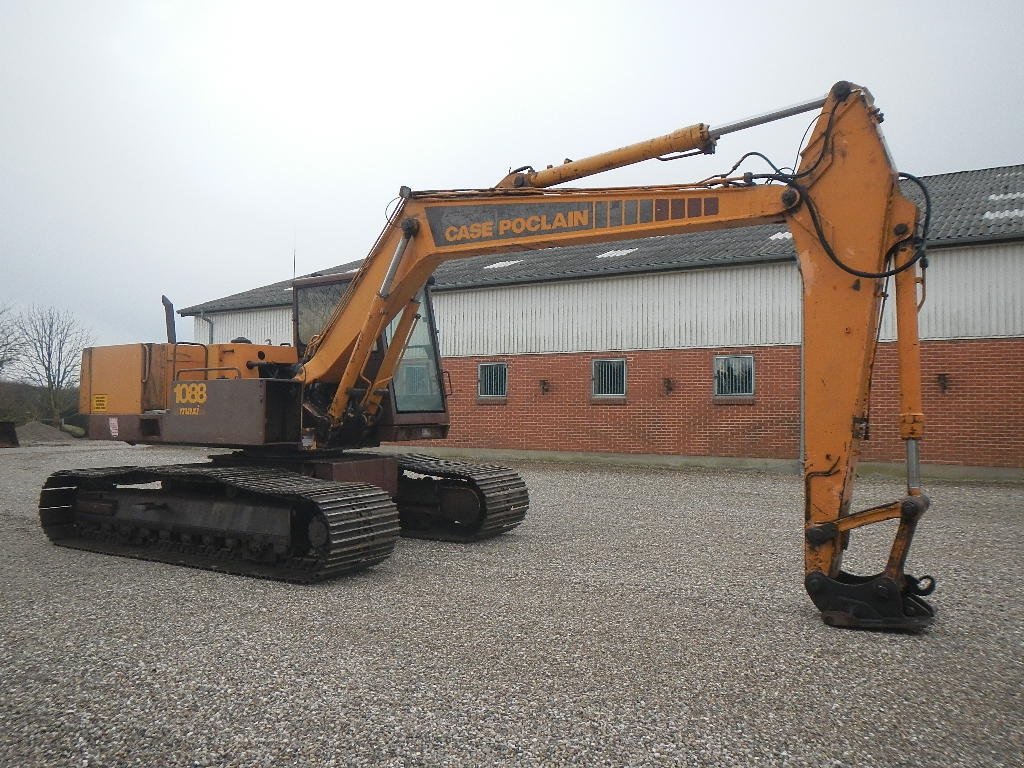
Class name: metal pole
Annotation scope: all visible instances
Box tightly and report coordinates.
[379,235,412,299]
[709,95,828,140]
[379,218,421,299]
[906,438,922,494]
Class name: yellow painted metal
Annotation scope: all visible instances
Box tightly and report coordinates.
[79,345,146,415]
[830,501,903,533]
[205,343,297,379]
[357,298,422,422]
[783,87,922,579]
[894,244,926,442]
[495,123,713,189]
[79,342,298,417]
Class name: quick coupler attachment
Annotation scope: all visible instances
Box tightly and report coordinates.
[805,570,936,632]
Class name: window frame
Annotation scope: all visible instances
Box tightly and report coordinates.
[713,354,756,399]
[591,357,627,399]
[477,361,508,400]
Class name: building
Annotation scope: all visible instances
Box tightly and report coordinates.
[180,165,1024,470]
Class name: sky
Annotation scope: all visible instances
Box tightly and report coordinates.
[1,0,1021,346]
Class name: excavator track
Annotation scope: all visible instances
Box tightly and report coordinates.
[38,464,400,582]
[391,453,529,542]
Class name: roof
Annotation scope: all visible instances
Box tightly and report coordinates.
[181,259,364,315]
[180,165,1024,315]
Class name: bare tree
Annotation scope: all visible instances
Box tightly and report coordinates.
[0,304,20,377]
[15,305,92,424]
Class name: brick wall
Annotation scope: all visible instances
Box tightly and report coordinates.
[859,338,1024,467]
[410,338,1023,468]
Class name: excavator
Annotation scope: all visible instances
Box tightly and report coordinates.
[40,81,936,631]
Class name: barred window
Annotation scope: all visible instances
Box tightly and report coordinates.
[592,358,626,397]
[478,362,507,397]
[714,355,755,396]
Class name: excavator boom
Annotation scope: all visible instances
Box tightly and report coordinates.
[298,81,935,630]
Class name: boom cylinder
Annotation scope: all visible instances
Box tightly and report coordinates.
[499,89,832,190]
[504,123,713,189]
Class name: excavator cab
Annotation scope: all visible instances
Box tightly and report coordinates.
[292,273,449,446]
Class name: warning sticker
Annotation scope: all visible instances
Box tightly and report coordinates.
[108,417,119,438]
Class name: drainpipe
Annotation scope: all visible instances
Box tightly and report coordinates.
[199,313,214,344]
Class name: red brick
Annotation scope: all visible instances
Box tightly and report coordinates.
[407,339,1023,468]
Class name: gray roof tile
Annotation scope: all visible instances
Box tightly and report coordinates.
[181,165,1024,315]
[181,259,363,315]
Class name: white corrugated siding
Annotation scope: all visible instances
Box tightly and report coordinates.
[189,242,1022,355]
[192,307,293,346]
[436,261,800,356]
[434,243,1023,357]
[910,243,1024,340]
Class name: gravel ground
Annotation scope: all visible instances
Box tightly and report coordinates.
[0,443,1021,767]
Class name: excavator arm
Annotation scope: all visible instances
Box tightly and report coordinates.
[297,82,935,630]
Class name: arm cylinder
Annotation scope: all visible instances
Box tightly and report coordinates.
[498,123,712,189]
[708,95,827,139]
[499,88,831,190]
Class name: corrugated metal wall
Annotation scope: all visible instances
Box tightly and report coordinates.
[434,243,1023,357]
[192,307,294,346]
[913,243,1024,340]
[434,261,801,356]
[190,242,1022,355]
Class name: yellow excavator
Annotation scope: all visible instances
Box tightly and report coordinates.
[42,81,935,630]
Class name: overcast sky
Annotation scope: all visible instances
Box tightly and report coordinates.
[1,0,1021,346]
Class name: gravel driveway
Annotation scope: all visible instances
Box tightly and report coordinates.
[1,443,1021,767]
